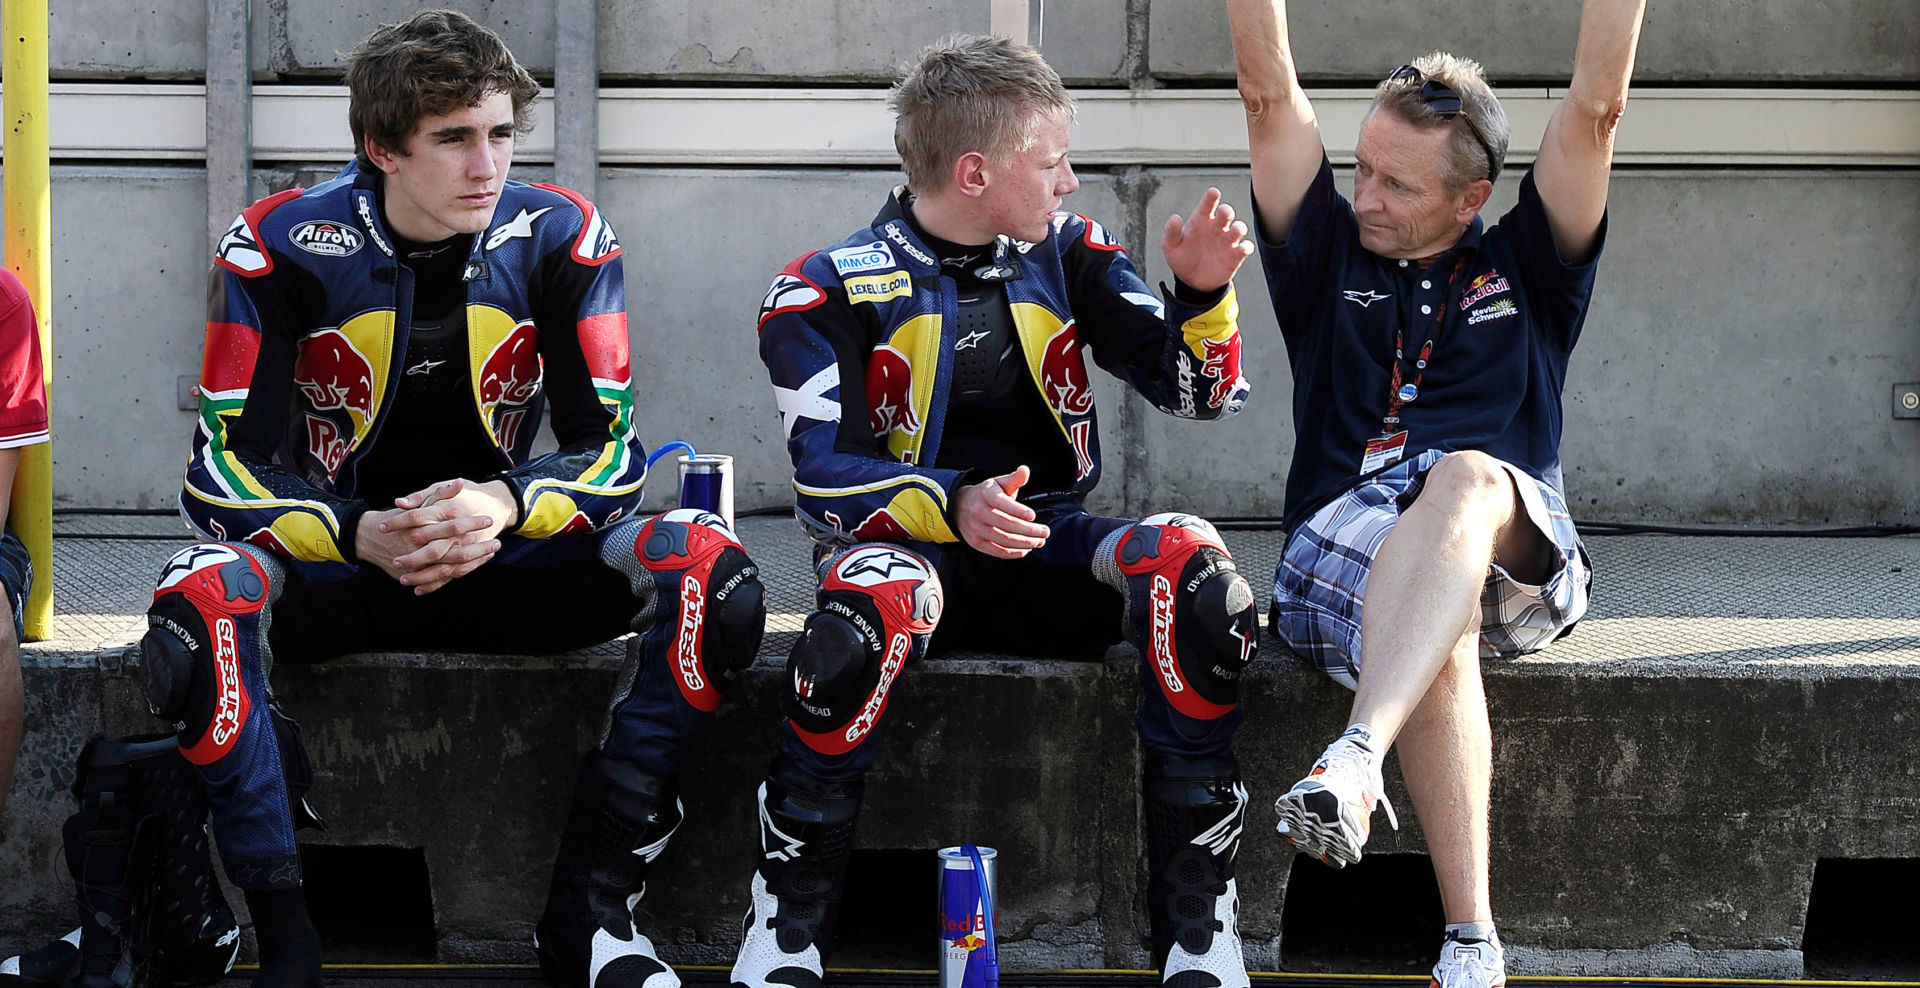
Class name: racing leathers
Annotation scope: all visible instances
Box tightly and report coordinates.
[136,165,768,988]
[759,187,1249,546]
[190,164,642,560]
[747,187,1259,985]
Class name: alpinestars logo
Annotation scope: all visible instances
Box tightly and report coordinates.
[676,575,706,694]
[214,216,268,274]
[356,195,394,257]
[158,545,237,590]
[1190,780,1249,854]
[1151,575,1182,694]
[485,206,554,251]
[1343,289,1391,308]
[209,617,243,748]
[758,273,825,329]
[843,631,909,745]
[1174,353,1198,418]
[759,782,806,861]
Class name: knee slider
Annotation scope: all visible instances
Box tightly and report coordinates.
[785,607,874,736]
[784,544,942,756]
[139,595,202,723]
[1096,515,1254,717]
[706,545,767,677]
[143,543,280,764]
[1187,558,1259,699]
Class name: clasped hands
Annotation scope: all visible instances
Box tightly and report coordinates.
[355,478,518,595]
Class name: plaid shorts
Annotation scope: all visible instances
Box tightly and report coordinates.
[1269,449,1591,690]
[0,529,30,642]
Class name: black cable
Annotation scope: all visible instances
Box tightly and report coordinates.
[1574,521,1920,538]
[53,532,192,541]
[52,507,178,516]
[1208,517,1920,538]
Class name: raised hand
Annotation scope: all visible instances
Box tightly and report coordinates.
[1161,187,1255,293]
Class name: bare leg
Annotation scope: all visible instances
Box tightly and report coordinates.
[1277,453,1548,879]
[1395,630,1493,924]
[1346,452,1523,746]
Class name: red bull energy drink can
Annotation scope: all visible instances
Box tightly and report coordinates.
[938,845,998,988]
[677,453,734,528]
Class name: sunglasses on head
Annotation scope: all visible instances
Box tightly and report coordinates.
[1385,64,1501,184]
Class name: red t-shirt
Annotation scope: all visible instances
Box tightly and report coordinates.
[0,269,48,449]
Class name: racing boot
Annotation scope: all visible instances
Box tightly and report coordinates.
[535,752,683,988]
[47,735,243,988]
[729,762,862,988]
[62,737,163,988]
[130,737,241,986]
[0,929,80,988]
[1145,752,1251,988]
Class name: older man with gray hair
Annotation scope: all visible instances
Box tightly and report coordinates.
[1226,0,1647,985]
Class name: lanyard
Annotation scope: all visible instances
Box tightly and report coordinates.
[1380,254,1471,435]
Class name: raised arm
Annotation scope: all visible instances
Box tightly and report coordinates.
[1226,0,1324,236]
[1534,0,1647,263]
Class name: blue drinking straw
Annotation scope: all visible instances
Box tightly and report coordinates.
[963,843,999,987]
[645,440,696,469]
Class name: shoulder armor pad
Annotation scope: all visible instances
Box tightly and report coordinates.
[213,188,304,278]
[758,251,828,330]
[528,182,622,266]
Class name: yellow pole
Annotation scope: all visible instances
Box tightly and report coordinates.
[4,0,54,641]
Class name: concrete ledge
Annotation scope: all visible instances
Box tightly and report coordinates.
[4,520,1917,974]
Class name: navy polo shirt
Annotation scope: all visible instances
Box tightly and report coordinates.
[1257,155,1607,532]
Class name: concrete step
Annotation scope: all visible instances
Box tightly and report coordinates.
[3,516,1917,978]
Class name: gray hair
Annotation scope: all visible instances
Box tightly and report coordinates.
[889,34,1075,193]
[1371,52,1511,193]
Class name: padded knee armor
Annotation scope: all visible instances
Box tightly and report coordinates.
[602,508,766,717]
[137,543,319,889]
[1095,514,1259,721]
[785,544,942,757]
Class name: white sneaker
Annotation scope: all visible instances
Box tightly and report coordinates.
[1430,931,1506,988]
[1273,732,1397,868]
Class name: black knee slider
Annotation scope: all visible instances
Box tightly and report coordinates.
[784,603,876,736]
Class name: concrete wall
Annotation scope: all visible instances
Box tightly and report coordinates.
[41,165,1920,524]
[31,1,1920,82]
[13,0,1920,524]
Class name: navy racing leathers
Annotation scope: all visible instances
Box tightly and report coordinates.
[758,187,1249,548]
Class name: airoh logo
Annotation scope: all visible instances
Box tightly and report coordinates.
[289,220,364,257]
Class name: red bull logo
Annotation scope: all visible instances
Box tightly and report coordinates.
[305,414,347,475]
[1201,336,1242,409]
[1460,268,1511,310]
[479,321,543,410]
[1040,322,1094,416]
[295,329,377,422]
[1068,420,1095,480]
[867,345,920,437]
